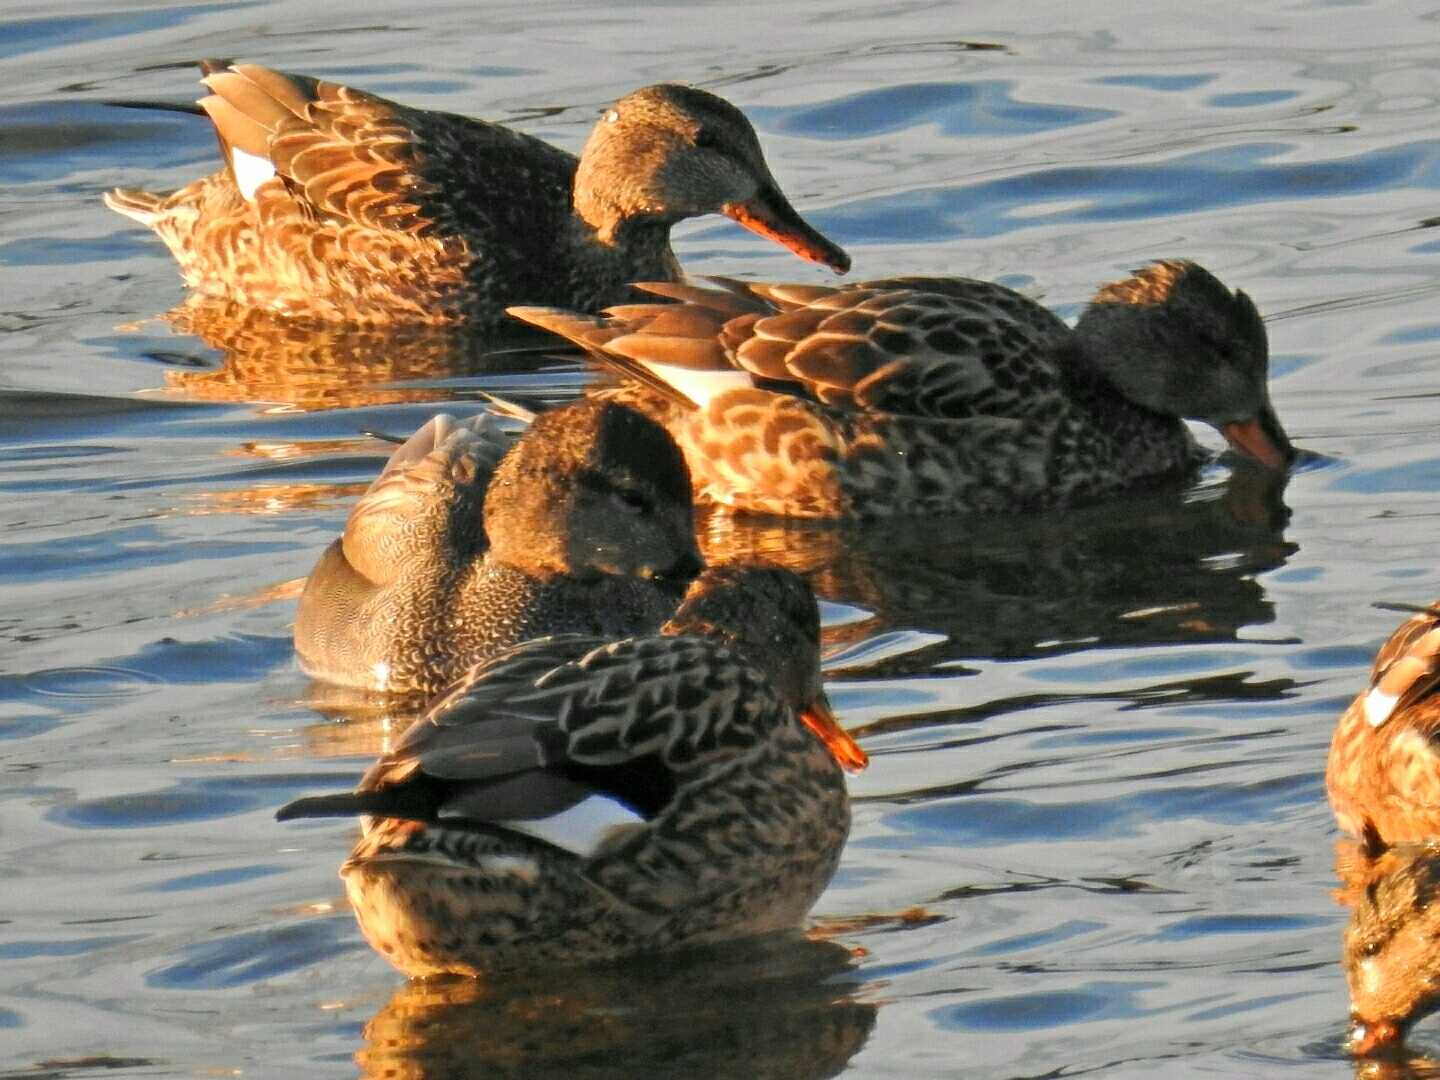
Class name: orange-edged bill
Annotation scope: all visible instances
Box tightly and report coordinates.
[724,185,850,274]
[800,695,868,773]
[1221,406,1294,471]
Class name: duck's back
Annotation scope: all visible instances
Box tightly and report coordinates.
[296,552,682,697]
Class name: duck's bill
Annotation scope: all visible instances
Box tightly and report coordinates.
[800,697,868,773]
[1349,1016,1406,1057]
[1221,406,1294,471]
[724,188,850,274]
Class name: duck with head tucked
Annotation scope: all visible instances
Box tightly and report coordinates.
[295,399,702,697]
[511,260,1295,518]
[277,564,867,977]
[104,63,849,325]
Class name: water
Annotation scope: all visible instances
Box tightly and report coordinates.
[5,0,1440,1075]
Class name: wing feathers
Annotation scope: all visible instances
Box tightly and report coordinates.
[202,69,299,134]
[227,63,320,117]
[197,62,438,234]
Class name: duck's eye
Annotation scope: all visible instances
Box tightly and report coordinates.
[694,128,720,150]
[612,486,651,513]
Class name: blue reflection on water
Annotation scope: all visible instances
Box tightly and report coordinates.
[935,981,1163,1031]
[762,80,1115,139]
[821,140,1440,243]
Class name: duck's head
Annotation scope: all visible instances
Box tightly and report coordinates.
[665,565,868,772]
[573,84,849,274]
[485,400,702,590]
[1340,845,1440,1058]
[1074,260,1294,471]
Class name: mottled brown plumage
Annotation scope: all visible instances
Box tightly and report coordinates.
[294,400,702,697]
[105,63,848,325]
[1328,603,1440,846]
[511,261,1294,519]
[277,566,865,977]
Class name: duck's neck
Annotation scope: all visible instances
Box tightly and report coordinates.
[1059,337,1141,412]
[1058,337,1198,462]
[572,186,674,267]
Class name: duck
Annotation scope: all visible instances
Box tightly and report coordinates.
[510,260,1295,519]
[1335,837,1440,1056]
[276,564,868,977]
[294,399,703,697]
[1327,602,1440,847]
[104,62,849,325]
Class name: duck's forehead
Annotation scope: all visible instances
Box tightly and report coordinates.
[619,84,746,131]
[1092,260,1193,306]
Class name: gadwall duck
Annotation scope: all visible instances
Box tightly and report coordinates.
[105,63,849,325]
[277,565,867,977]
[294,399,702,696]
[1328,602,1440,847]
[511,260,1294,518]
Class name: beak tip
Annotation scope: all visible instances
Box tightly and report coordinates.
[724,197,849,277]
[1221,416,1294,472]
[800,703,868,773]
[1350,1018,1406,1057]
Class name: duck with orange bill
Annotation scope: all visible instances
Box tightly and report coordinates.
[512,260,1294,518]
[106,63,848,325]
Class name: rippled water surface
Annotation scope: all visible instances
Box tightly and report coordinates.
[7,1,1440,1076]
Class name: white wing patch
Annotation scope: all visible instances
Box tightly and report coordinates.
[1364,685,1398,728]
[231,146,277,202]
[500,794,645,858]
[639,361,752,409]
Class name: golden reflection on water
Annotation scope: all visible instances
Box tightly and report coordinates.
[1353,1056,1440,1080]
[298,681,433,760]
[355,935,875,1080]
[154,296,558,411]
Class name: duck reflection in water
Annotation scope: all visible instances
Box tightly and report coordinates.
[153,296,558,411]
[697,456,1296,670]
[1337,838,1440,1064]
[354,934,874,1080]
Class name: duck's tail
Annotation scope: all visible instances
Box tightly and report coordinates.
[102,187,167,227]
[508,301,761,412]
[276,786,433,822]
